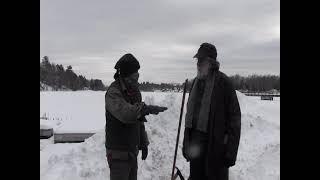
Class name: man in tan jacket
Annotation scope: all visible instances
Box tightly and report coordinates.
[105,53,167,180]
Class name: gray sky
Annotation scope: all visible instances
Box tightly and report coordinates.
[40,0,280,85]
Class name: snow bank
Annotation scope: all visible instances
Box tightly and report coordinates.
[40,91,280,180]
[41,131,108,180]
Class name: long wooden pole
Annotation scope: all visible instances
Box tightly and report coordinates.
[171,79,188,180]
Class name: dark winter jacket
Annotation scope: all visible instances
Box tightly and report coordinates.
[183,70,241,176]
[105,78,149,153]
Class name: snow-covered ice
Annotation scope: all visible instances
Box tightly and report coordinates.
[40,91,280,180]
[40,91,105,133]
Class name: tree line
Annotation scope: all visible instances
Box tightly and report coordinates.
[40,55,279,93]
[229,74,280,93]
[40,56,106,91]
[139,74,280,93]
[139,82,183,92]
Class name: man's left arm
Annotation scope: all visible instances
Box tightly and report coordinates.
[225,79,241,167]
[139,119,150,148]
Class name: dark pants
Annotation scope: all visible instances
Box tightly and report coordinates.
[189,154,208,179]
[188,130,229,180]
[107,149,138,180]
[190,158,229,180]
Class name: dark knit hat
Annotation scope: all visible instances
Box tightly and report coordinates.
[193,42,217,60]
[114,53,140,79]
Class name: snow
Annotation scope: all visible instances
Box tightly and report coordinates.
[40,91,105,133]
[40,120,53,130]
[40,91,280,180]
[40,119,62,130]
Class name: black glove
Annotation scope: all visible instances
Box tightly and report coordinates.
[141,104,168,116]
[224,155,235,167]
[141,146,148,160]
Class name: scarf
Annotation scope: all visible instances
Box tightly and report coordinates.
[185,69,217,133]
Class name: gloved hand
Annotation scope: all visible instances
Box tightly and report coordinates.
[141,146,148,160]
[141,104,168,116]
[148,105,167,115]
[224,156,235,167]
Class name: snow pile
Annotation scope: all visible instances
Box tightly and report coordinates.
[138,92,189,179]
[40,119,54,130]
[40,138,54,151]
[40,91,280,180]
[41,132,108,180]
[231,92,280,180]
[40,118,62,130]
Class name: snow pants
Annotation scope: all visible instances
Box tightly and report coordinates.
[107,149,138,180]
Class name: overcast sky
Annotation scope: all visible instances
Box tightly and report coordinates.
[40,0,280,85]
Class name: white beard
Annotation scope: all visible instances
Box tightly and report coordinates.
[197,61,211,79]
